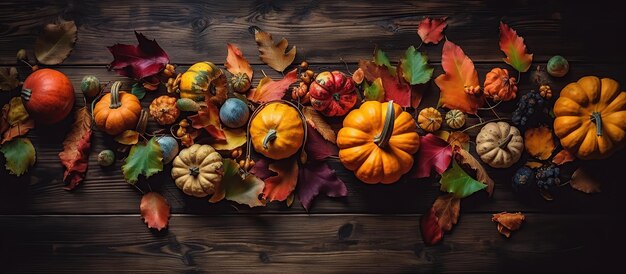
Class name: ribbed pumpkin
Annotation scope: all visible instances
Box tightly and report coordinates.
[171,144,223,197]
[149,95,179,125]
[483,68,518,101]
[553,76,626,159]
[445,109,466,129]
[249,101,305,160]
[476,122,524,168]
[93,81,141,136]
[230,72,251,93]
[21,68,75,125]
[178,61,228,105]
[337,101,420,184]
[309,71,358,117]
[417,107,442,132]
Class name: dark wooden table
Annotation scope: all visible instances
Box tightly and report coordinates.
[1,1,625,272]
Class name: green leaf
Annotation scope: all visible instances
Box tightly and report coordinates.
[440,160,486,198]
[364,77,385,102]
[400,46,433,85]
[131,83,146,100]
[210,159,266,207]
[374,48,396,76]
[122,137,163,184]
[0,138,36,176]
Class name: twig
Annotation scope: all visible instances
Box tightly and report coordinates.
[461,117,510,133]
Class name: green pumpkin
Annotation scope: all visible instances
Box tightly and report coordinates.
[81,75,101,98]
[230,72,251,93]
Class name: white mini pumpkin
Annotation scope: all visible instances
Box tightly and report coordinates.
[476,122,524,168]
[171,144,223,197]
[445,109,466,129]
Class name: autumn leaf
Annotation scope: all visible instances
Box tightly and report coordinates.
[525,161,543,169]
[417,17,447,44]
[122,137,163,184]
[262,158,299,202]
[1,119,34,144]
[304,124,337,161]
[209,127,246,150]
[499,22,533,73]
[225,43,253,81]
[435,40,484,114]
[2,98,34,144]
[247,68,298,103]
[252,26,296,72]
[410,133,452,178]
[108,31,170,79]
[210,159,266,207]
[130,83,146,100]
[363,77,385,102]
[432,193,460,231]
[188,104,226,141]
[302,106,336,144]
[401,46,433,85]
[250,156,275,181]
[0,67,19,92]
[492,212,525,238]
[298,161,348,211]
[0,138,36,176]
[420,207,443,245]
[455,147,494,196]
[34,21,77,65]
[140,192,170,231]
[114,130,140,145]
[447,131,469,150]
[524,126,555,160]
[374,48,396,76]
[59,107,92,190]
[569,168,601,194]
[552,149,575,165]
[359,60,411,107]
[440,160,486,198]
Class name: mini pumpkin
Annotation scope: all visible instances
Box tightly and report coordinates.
[149,95,180,125]
[417,107,442,132]
[93,81,142,136]
[445,109,466,129]
[249,101,306,160]
[553,76,626,159]
[483,68,518,101]
[178,61,228,105]
[230,72,251,93]
[21,68,75,125]
[337,101,420,184]
[476,122,524,168]
[309,71,358,117]
[80,75,101,98]
[171,144,223,198]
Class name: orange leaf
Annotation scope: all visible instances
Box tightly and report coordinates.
[58,107,92,190]
[499,22,533,73]
[455,147,495,196]
[302,106,337,144]
[525,161,544,169]
[492,212,525,238]
[524,126,555,160]
[435,40,484,114]
[262,158,299,202]
[569,168,601,194]
[225,43,253,81]
[114,130,140,145]
[2,119,34,144]
[188,103,226,141]
[417,17,447,44]
[252,26,296,72]
[140,192,170,231]
[247,68,298,103]
[432,193,460,231]
[447,131,469,150]
[552,149,575,165]
[359,60,411,107]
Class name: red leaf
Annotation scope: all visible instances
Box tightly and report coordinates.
[304,124,337,161]
[417,17,447,44]
[552,149,576,165]
[499,22,533,73]
[247,69,298,103]
[297,161,348,211]
[433,193,461,231]
[250,157,276,181]
[140,192,171,231]
[359,60,411,107]
[262,158,299,202]
[58,107,92,191]
[108,31,170,80]
[188,103,226,141]
[410,134,452,178]
[225,43,253,81]
[420,207,443,245]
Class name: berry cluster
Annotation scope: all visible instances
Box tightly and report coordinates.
[511,90,546,127]
[512,166,535,193]
[535,165,560,191]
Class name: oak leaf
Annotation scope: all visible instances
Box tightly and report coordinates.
[35,21,77,65]
[417,17,447,45]
[302,106,336,144]
[59,107,92,190]
[262,158,299,202]
[108,31,170,79]
[247,69,298,103]
[569,168,601,194]
[499,22,533,73]
[225,43,253,81]
[252,26,296,72]
[140,192,170,231]
[524,126,555,160]
[492,212,525,238]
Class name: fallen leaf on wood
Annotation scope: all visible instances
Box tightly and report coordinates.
[440,160,486,198]
[2,98,35,144]
[298,161,348,211]
[524,126,555,160]
[114,130,140,145]
[0,138,36,176]
[247,69,298,103]
[499,22,533,73]
[410,133,452,178]
[108,31,170,79]
[225,43,253,81]
[447,131,469,150]
[401,46,433,85]
[34,21,77,65]
[417,17,447,44]
[252,26,296,72]
[140,192,170,231]
[262,158,299,202]
[250,157,275,181]
[302,106,336,144]
[122,137,163,184]
[432,193,460,231]
[188,103,226,141]
[455,147,495,196]
[492,212,525,238]
[1,119,34,144]
[209,127,246,150]
[304,124,337,161]
[420,207,443,245]
[359,60,411,107]
[569,168,601,193]
[0,67,19,92]
[210,159,266,207]
[59,107,92,190]
[552,149,575,165]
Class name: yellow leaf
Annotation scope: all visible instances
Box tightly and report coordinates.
[252,26,296,72]
[210,128,247,150]
[115,130,140,145]
[492,212,525,238]
[433,130,450,141]
[447,131,469,150]
[525,161,543,169]
[524,126,555,160]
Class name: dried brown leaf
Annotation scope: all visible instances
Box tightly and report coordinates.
[492,212,525,238]
[569,168,601,194]
[35,21,77,65]
[302,106,336,144]
[0,67,19,92]
[252,26,296,72]
[432,193,460,231]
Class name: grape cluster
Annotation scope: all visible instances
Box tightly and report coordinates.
[511,91,546,127]
[535,165,560,190]
[512,166,535,193]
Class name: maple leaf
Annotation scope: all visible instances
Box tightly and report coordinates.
[364,77,385,102]
[140,192,170,231]
[524,126,555,160]
[0,67,19,92]
[401,46,433,85]
[108,31,170,80]
[359,60,411,107]
[247,68,298,103]
[34,21,77,65]
[225,43,254,81]
[417,17,447,44]
[454,147,494,196]
[114,130,140,145]
[420,207,443,245]
[302,106,337,144]
[492,212,525,238]
[304,124,337,161]
[569,168,601,194]
[499,22,533,73]
[298,161,348,211]
[435,40,484,114]
[433,193,461,231]
[552,149,576,165]
[262,158,299,202]
[188,103,226,141]
[410,133,452,178]
[122,137,163,184]
[210,159,266,207]
[252,26,296,72]
[374,48,396,76]
[58,107,92,190]
[440,160,486,198]
[0,138,35,176]
[209,128,246,150]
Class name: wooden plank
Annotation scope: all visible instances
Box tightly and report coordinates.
[0,1,624,64]
[2,63,625,214]
[0,214,622,273]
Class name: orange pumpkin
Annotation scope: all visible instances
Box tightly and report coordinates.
[417,107,442,132]
[249,101,306,160]
[149,95,179,125]
[553,76,626,159]
[337,101,420,184]
[21,68,75,125]
[483,68,518,101]
[93,81,142,135]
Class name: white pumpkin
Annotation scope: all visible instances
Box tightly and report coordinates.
[445,109,466,129]
[476,122,524,168]
[171,144,223,197]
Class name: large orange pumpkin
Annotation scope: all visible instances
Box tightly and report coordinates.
[553,76,626,159]
[93,81,142,136]
[249,101,306,160]
[21,68,75,125]
[337,101,420,184]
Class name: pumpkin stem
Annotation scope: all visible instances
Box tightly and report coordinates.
[189,166,200,177]
[332,93,341,101]
[498,134,513,149]
[263,128,278,150]
[590,112,603,136]
[110,81,123,109]
[374,101,395,148]
[21,88,32,102]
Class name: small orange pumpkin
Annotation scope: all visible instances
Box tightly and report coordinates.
[249,101,306,160]
[93,81,142,135]
[417,107,442,132]
[149,95,180,125]
[483,68,518,101]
